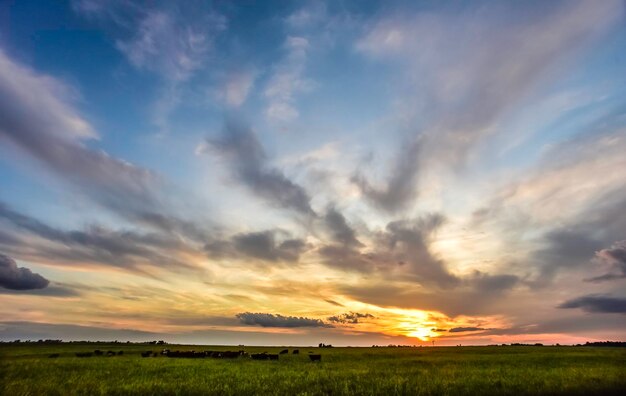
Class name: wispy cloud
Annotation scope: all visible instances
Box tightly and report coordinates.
[204,119,315,216]
[354,0,624,212]
[265,36,313,122]
[218,69,257,108]
[74,1,226,132]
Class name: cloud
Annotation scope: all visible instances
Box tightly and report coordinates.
[205,120,315,216]
[323,206,362,247]
[535,229,604,278]
[0,49,161,219]
[0,284,78,297]
[264,36,313,122]
[0,203,197,273]
[587,240,626,282]
[285,2,327,29]
[352,139,421,213]
[76,1,226,82]
[327,312,374,324]
[74,1,226,132]
[448,327,485,333]
[380,215,458,287]
[354,0,623,213]
[219,69,256,107]
[318,213,458,287]
[205,230,307,263]
[0,254,49,290]
[467,271,519,293]
[558,294,626,314]
[0,320,158,342]
[236,312,332,328]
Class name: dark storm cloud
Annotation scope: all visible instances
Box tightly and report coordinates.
[235,312,332,328]
[327,312,375,324]
[467,271,519,293]
[587,240,626,282]
[0,203,196,272]
[318,213,459,287]
[448,327,485,333]
[323,206,362,247]
[558,294,626,314]
[534,229,604,278]
[352,139,420,214]
[206,120,315,216]
[205,230,307,263]
[529,195,626,284]
[381,214,458,287]
[0,254,49,290]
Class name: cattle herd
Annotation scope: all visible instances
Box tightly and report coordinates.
[59,348,321,361]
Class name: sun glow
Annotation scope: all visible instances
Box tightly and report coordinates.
[407,327,434,341]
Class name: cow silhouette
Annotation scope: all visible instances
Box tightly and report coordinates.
[308,354,321,362]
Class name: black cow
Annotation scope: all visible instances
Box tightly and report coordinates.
[268,354,279,360]
[94,350,103,356]
[251,353,268,360]
[117,351,124,355]
[222,351,240,359]
[48,353,60,358]
[308,354,321,362]
[75,352,93,357]
[279,349,288,354]
[141,351,152,357]
[292,349,299,354]
[106,351,116,356]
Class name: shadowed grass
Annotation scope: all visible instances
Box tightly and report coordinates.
[1,344,625,395]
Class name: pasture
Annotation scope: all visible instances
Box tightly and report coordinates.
[1,343,625,395]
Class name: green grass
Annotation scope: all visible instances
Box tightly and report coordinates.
[1,344,625,395]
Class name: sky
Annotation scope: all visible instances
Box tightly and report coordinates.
[0,0,625,346]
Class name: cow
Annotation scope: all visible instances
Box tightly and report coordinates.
[48,353,60,358]
[94,350,103,356]
[106,351,116,356]
[251,353,268,360]
[292,349,299,354]
[117,351,124,355]
[279,349,288,354]
[141,351,152,357]
[308,354,321,362]
[75,352,93,357]
[268,354,279,360]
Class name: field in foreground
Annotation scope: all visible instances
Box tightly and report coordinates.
[1,343,625,395]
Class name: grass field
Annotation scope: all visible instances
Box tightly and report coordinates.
[1,343,625,395]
